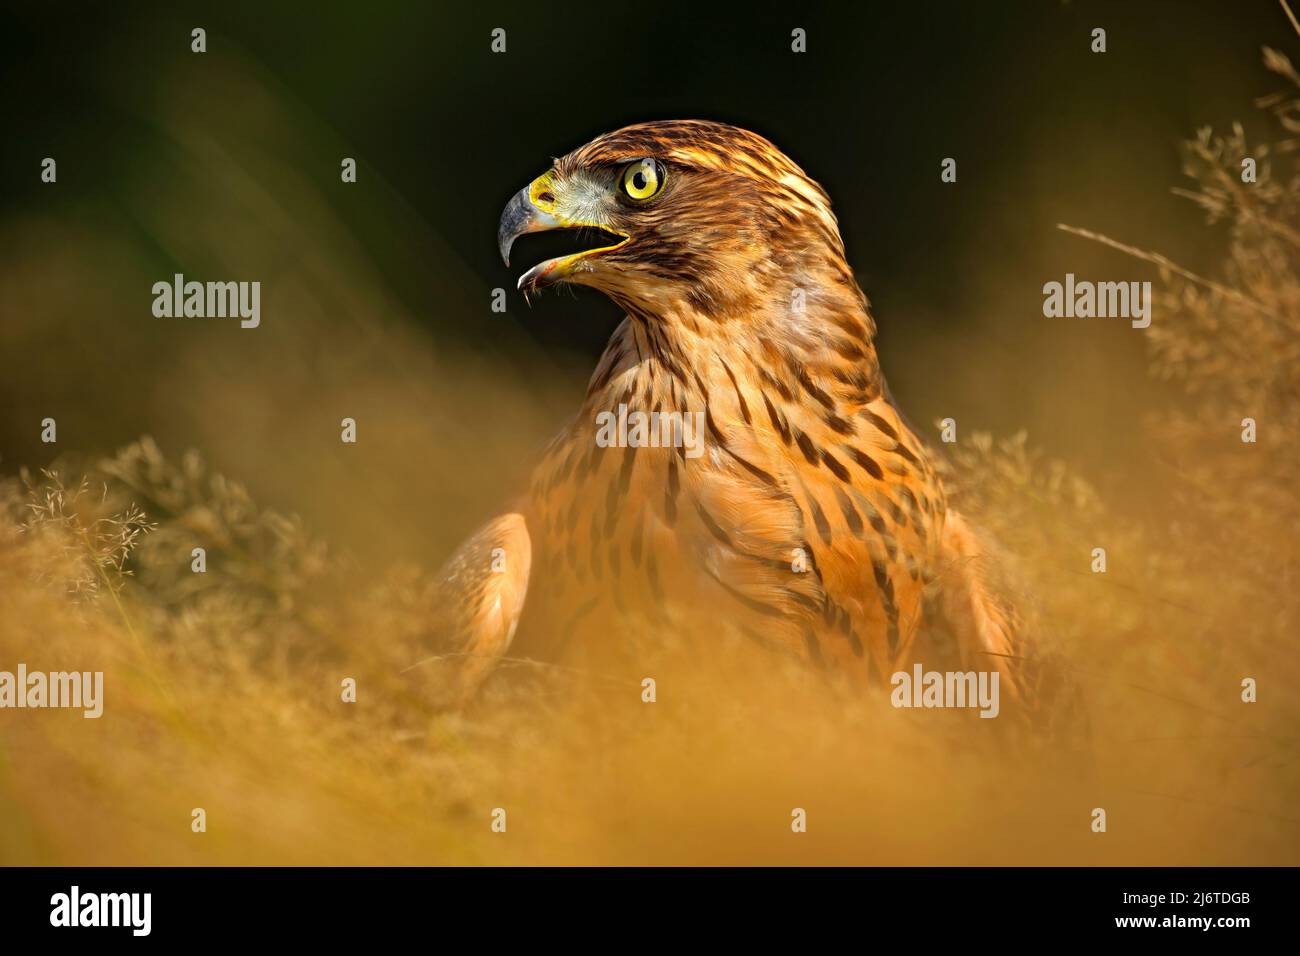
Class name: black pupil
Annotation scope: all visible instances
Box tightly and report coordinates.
[633,171,647,190]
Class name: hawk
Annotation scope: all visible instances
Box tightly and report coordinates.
[433,120,1024,706]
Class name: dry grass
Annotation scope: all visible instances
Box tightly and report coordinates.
[1,36,1298,867]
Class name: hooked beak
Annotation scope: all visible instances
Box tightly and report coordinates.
[497,186,561,270]
[497,174,628,293]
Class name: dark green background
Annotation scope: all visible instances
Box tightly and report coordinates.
[1,0,1289,495]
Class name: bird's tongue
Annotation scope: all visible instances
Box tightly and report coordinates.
[515,227,626,291]
[518,256,566,291]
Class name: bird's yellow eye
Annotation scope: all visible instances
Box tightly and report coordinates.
[620,158,664,201]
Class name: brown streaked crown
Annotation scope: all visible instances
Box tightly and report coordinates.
[546,120,860,322]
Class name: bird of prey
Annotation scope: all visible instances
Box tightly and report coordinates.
[432,120,1024,706]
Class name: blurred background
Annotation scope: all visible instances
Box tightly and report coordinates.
[0,0,1287,553]
[0,0,1296,865]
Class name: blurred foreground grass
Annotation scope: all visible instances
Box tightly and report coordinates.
[1,30,1298,866]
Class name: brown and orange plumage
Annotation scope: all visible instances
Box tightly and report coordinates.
[433,120,1024,704]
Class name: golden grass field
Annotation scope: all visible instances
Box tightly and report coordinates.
[1,31,1297,866]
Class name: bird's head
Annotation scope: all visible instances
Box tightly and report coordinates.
[499,120,859,323]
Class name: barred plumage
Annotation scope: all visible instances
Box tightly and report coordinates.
[438,120,1027,706]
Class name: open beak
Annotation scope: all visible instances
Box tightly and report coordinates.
[497,175,627,293]
[497,186,561,269]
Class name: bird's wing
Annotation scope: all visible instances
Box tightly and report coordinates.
[934,508,1023,699]
[428,511,532,703]
[774,395,947,681]
[679,352,944,682]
